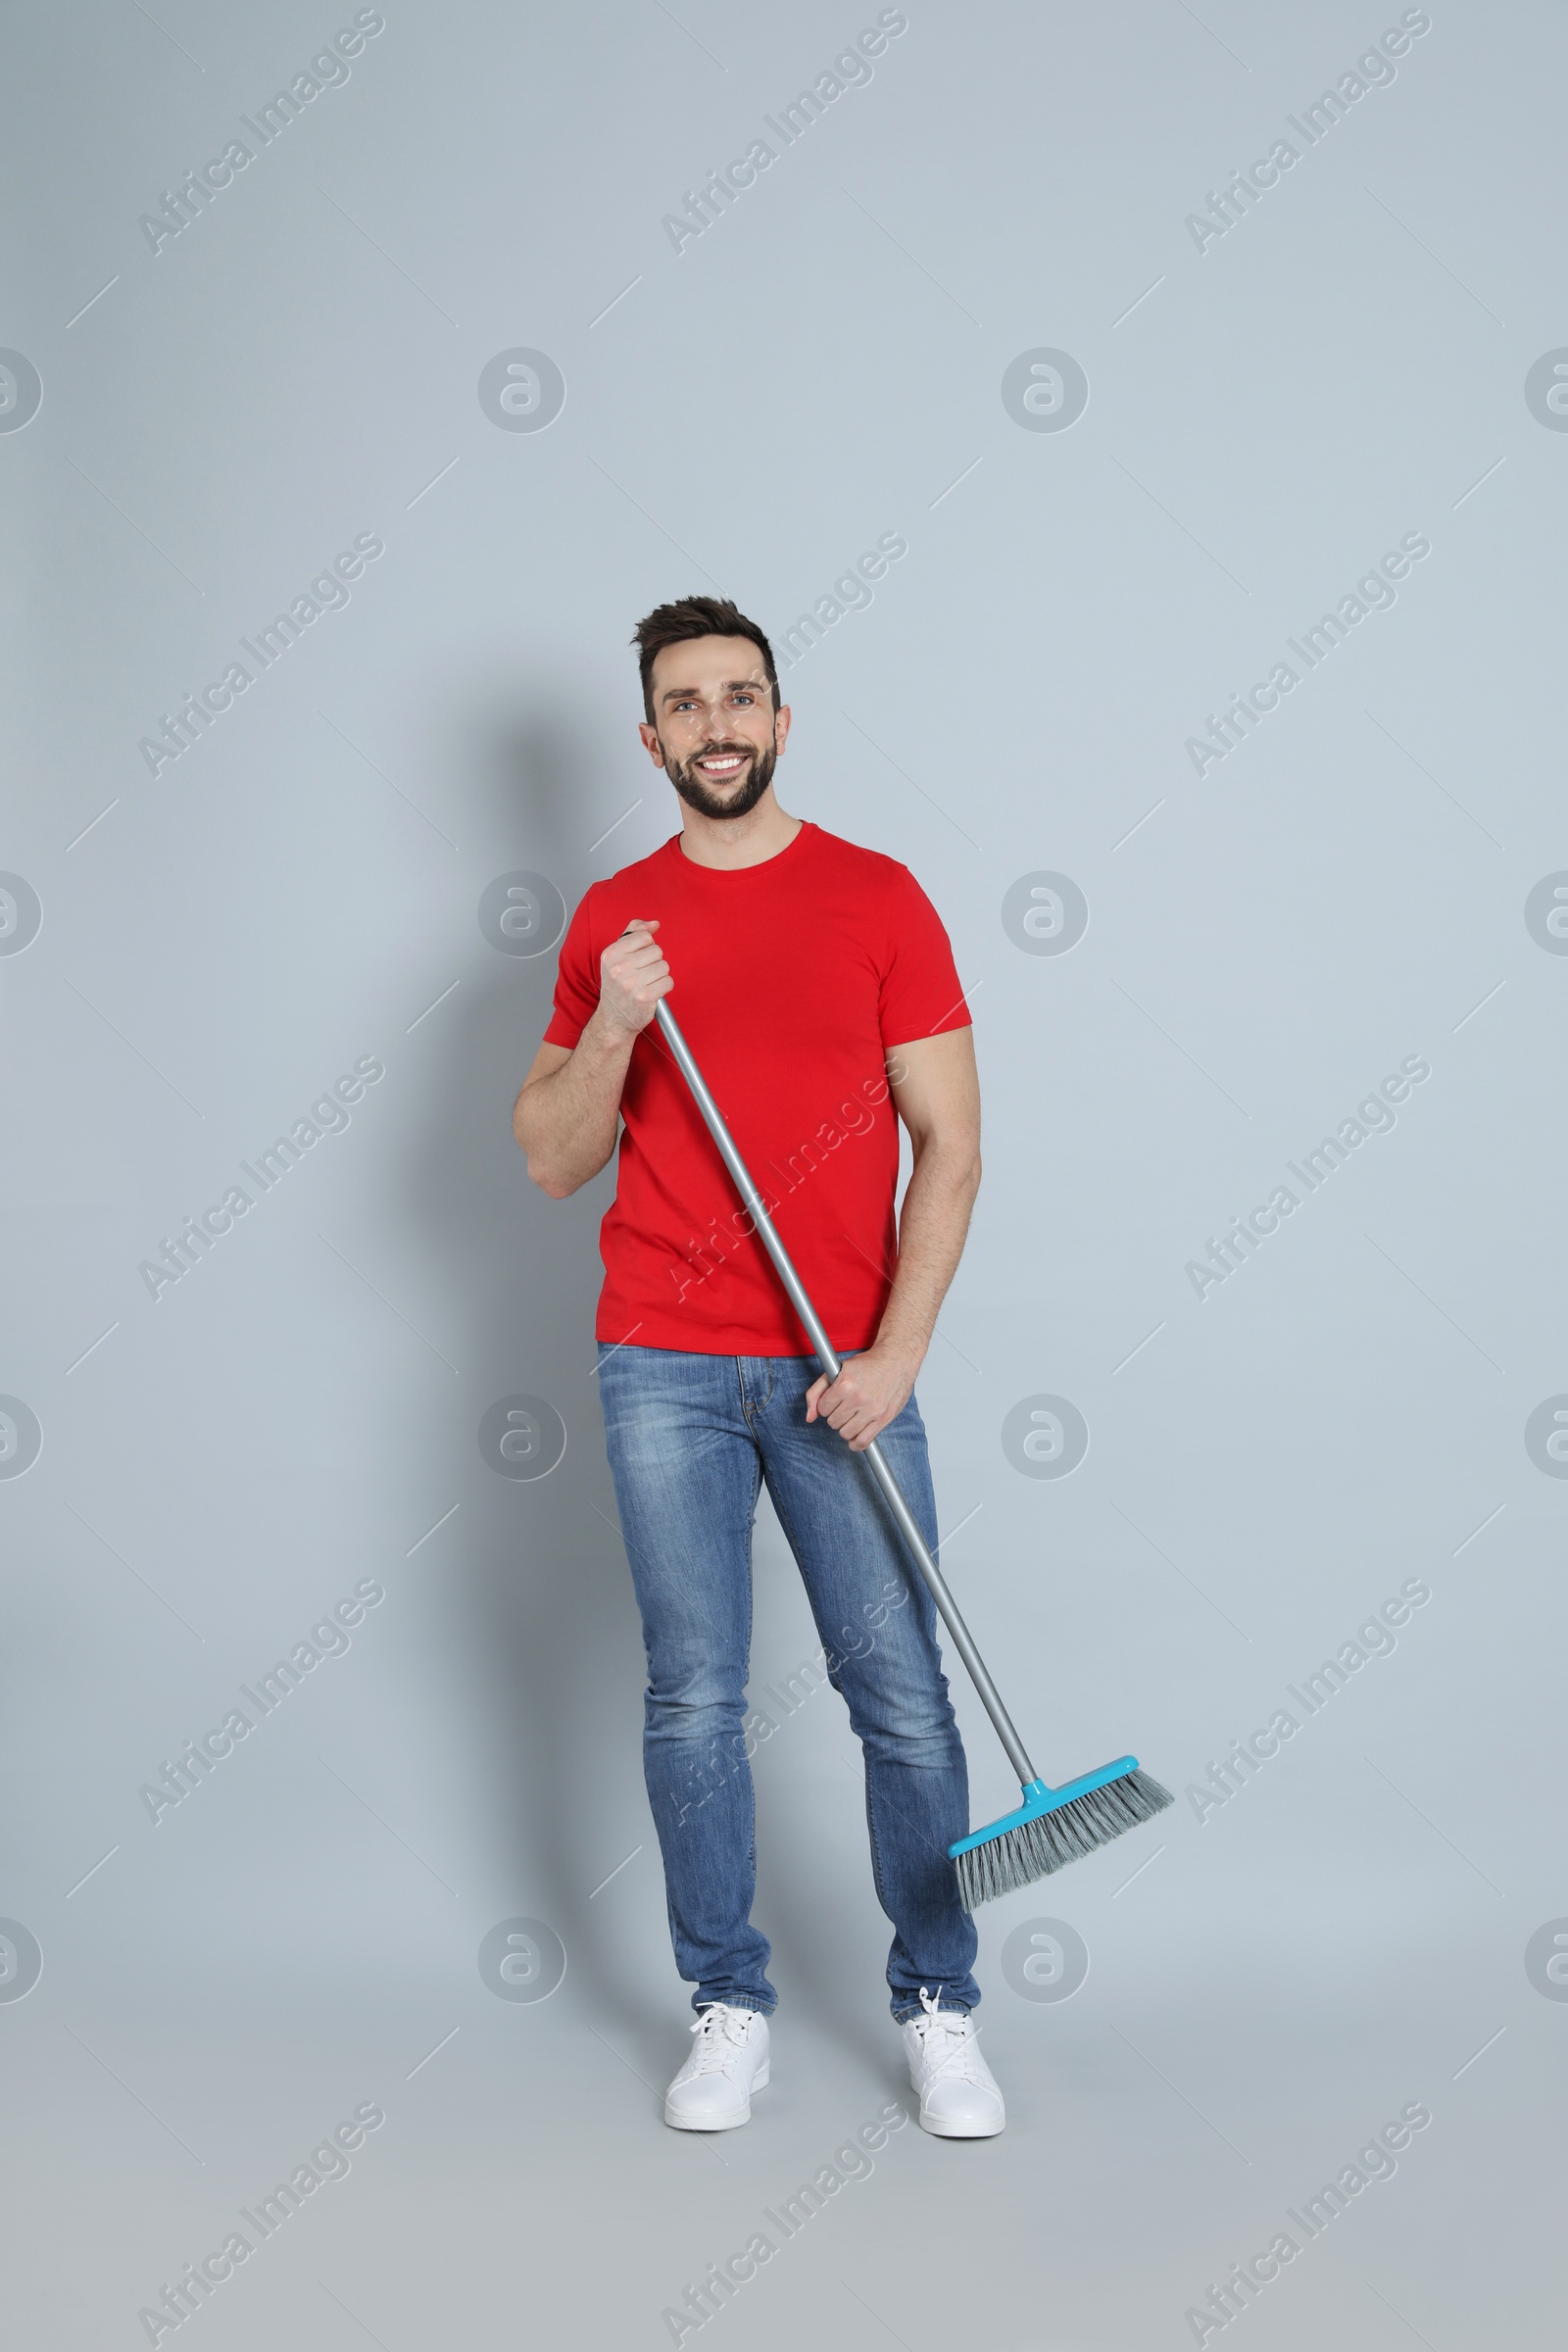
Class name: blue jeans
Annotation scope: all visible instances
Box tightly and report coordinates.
[597,1346,980,2022]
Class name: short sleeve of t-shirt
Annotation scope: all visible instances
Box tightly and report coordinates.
[878,864,970,1045]
[543,887,601,1049]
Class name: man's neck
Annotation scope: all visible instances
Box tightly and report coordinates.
[677,791,803,871]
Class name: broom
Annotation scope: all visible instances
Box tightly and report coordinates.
[654,997,1173,1909]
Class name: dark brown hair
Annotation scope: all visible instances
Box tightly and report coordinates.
[631,596,779,723]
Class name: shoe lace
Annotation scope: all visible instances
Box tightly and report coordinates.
[911,1986,985,2082]
[687,2004,757,2073]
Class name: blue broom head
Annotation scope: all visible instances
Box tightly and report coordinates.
[950,1758,1174,1910]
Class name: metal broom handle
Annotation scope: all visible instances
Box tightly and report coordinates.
[653,997,1039,1788]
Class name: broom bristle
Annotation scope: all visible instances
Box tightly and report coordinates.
[954,1767,1174,1910]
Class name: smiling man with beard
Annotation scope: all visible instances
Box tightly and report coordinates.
[512,594,1004,2139]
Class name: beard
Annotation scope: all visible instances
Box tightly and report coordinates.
[662,738,776,821]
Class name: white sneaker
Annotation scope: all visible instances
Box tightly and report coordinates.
[902,1986,1005,2137]
[663,2004,770,2131]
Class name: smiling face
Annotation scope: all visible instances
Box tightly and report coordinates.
[639,634,791,821]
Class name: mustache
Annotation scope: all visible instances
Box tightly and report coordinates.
[665,736,775,819]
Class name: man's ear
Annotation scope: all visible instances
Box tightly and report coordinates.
[638,721,667,767]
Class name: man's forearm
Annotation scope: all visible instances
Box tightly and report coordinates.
[514,1009,635,1197]
[872,1139,981,1366]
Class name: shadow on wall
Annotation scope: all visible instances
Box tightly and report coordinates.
[396,691,667,2037]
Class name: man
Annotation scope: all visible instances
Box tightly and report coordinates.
[513,595,1003,2137]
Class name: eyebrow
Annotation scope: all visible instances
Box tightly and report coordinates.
[660,678,766,706]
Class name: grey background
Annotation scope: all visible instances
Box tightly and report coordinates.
[2,3,1564,2345]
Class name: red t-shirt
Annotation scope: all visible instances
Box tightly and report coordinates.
[542,821,971,1353]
